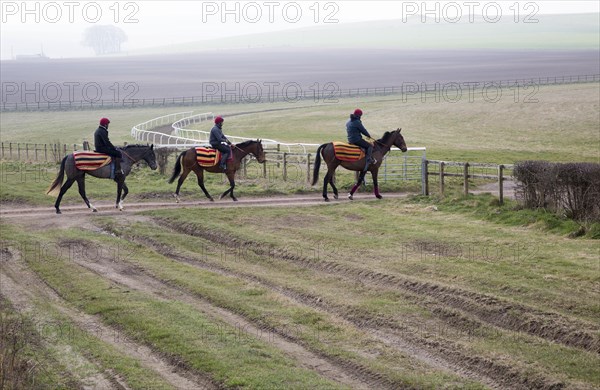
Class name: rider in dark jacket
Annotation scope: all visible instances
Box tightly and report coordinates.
[94,118,123,179]
[346,109,376,169]
[209,116,231,170]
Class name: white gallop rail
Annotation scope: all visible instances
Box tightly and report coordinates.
[132,111,425,155]
[171,112,320,153]
[133,111,322,152]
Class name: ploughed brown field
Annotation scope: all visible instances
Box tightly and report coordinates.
[2,48,599,103]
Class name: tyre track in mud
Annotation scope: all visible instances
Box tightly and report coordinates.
[61,239,385,390]
[154,218,600,356]
[115,223,578,390]
[0,247,219,390]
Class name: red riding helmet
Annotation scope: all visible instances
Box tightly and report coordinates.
[353,109,363,117]
[100,117,110,126]
[214,116,224,124]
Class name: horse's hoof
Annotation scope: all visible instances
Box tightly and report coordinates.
[376,195,383,199]
[56,209,62,214]
[232,197,238,202]
[333,194,338,200]
[173,194,180,203]
[209,197,214,202]
[324,198,330,202]
[348,193,353,200]
[92,208,98,213]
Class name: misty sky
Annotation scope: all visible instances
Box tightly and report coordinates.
[1,1,599,60]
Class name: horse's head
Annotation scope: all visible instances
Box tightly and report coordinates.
[125,144,157,170]
[254,139,266,163]
[145,144,158,170]
[237,140,266,163]
[392,128,407,152]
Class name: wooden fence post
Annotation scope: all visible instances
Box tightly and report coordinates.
[263,160,267,179]
[422,159,429,196]
[17,143,20,160]
[44,144,47,161]
[439,161,445,196]
[283,152,288,181]
[498,164,504,205]
[34,144,38,161]
[25,144,29,160]
[463,162,470,197]
[9,143,12,159]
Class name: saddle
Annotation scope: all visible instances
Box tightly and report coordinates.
[195,146,233,167]
[332,142,369,161]
[73,151,112,171]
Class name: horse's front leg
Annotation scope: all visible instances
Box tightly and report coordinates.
[121,182,129,201]
[220,172,237,201]
[118,183,129,210]
[371,169,382,199]
[115,180,125,210]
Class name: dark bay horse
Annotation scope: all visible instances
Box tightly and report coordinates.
[312,129,407,201]
[47,144,157,214]
[169,140,265,202]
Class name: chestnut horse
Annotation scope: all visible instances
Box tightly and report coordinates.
[311,129,407,201]
[169,140,265,202]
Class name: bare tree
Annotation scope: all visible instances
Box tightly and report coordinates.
[82,25,128,55]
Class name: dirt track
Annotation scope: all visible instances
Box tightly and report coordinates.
[0,193,410,219]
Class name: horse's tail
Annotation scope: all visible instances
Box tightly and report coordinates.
[46,155,67,196]
[311,143,327,186]
[168,151,186,184]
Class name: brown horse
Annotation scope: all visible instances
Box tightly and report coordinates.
[311,129,407,201]
[169,140,266,202]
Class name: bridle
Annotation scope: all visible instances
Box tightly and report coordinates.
[232,141,264,162]
[120,146,152,164]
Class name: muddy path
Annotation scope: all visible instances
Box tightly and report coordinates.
[115,221,576,390]
[0,248,217,390]
[154,218,599,356]
[60,238,388,390]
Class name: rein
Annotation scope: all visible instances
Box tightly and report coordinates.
[120,147,150,164]
[232,142,261,161]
